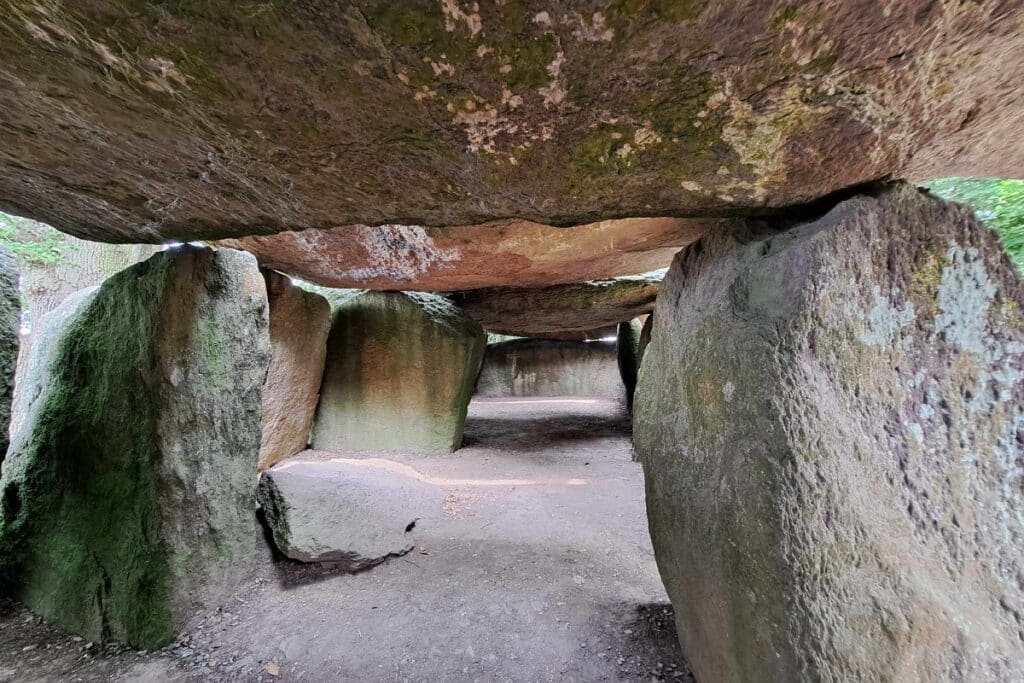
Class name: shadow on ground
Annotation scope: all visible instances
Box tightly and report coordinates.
[0,398,682,681]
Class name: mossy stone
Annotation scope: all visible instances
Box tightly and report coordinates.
[0,246,19,463]
[0,246,269,649]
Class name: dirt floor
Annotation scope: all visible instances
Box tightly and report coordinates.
[0,398,691,682]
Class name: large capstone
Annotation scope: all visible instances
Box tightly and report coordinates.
[216,217,710,291]
[259,271,331,471]
[0,245,19,463]
[475,338,623,399]
[452,272,661,339]
[311,291,485,454]
[258,455,443,569]
[2,3,1022,241]
[0,246,269,649]
[634,182,1024,682]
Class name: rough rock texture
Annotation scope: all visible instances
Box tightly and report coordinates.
[616,318,643,413]
[258,271,331,471]
[257,455,443,569]
[216,217,709,290]
[2,2,1022,242]
[637,314,653,365]
[0,246,269,649]
[453,272,661,337]
[0,246,19,463]
[634,183,1024,682]
[475,339,622,398]
[312,291,485,454]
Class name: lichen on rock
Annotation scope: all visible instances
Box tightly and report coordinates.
[2,1,1022,240]
[635,182,1024,681]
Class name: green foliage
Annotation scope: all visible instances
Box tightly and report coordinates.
[0,212,79,265]
[926,178,1024,272]
[487,332,522,344]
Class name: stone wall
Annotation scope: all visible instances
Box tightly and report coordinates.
[634,183,1024,681]
[475,338,623,399]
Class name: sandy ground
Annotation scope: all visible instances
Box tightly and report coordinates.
[0,398,690,682]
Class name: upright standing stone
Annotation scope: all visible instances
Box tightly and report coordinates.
[0,246,269,649]
[0,246,19,463]
[311,291,485,454]
[637,313,653,365]
[616,318,642,412]
[635,183,1024,682]
[258,271,330,470]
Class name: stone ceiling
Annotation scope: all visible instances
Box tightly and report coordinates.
[2,1,1021,246]
[450,271,662,337]
[1,0,1022,333]
[214,216,712,290]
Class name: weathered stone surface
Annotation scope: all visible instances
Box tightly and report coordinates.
[258,455,443,569]
[216,217,709,290]
[452,272,661,337]
[312,291,485,454]
[475,338,622,398]
[259,271,331,471]
[635,183,1024,682]
[616,318,642,412]
[2,2,1021,242]
[0,246,269,649]
[0,246,19,463]
[637,314,653,366]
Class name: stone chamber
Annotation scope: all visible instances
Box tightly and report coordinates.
[0,2,1023,681]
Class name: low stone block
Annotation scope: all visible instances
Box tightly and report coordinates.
[0,246,269,648]
[258,456,443,569]
[311,291,485,454]
[635,183,1024,681]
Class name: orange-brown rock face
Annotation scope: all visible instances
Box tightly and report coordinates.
[452,273,661,337]
[1,2,1021,244]
[215,218,710,290]
[258,272,331,471]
